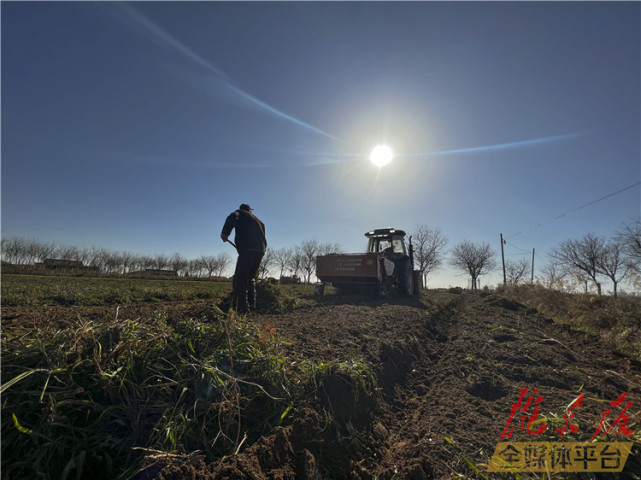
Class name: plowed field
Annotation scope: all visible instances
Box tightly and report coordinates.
[2,288,640,479]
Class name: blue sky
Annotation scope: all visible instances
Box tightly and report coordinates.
[2,1,639,288]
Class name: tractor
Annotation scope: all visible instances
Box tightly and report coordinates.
[315,228,422,296]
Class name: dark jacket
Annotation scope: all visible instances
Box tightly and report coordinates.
[222,210,267,253]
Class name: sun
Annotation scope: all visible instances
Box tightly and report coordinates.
[369,145,394,167]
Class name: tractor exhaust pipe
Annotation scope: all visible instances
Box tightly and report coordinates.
[408,235,422,295]
[408,235,414,269]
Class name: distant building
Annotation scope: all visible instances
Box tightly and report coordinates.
[42,259,84,269]
[128,269,178,277]
[34,259,99,273]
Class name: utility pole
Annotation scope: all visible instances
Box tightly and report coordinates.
[500,233,506,286]
[531,248,535,283]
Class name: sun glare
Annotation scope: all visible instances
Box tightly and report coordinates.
[369,145,394,167]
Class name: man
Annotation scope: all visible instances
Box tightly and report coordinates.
[221,203,267,314]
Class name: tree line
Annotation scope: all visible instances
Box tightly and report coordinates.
[0,237,342,282]
[0,238,232,278]
[401,221,640,296]
[444,220,640,296]
[547,220,641,297]
[2,219,639,295]
[259,240,343,284]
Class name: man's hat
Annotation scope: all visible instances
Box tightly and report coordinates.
[239,203,253,211]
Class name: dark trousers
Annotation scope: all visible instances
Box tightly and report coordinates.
[232,250,264,313]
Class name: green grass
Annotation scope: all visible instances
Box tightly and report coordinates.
[0,277,375,479]
[1,307,295,479]
[497,284,641,359]
[1,274,232,306]
[1,274,324,308]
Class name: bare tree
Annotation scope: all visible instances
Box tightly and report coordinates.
[551,234,605,295]
[4,237,51,265]
[196,258,207,277]
[450,240,497,290]
[273,247,293,278]
[258,248,275,279]
[412,225,448,287]
[318,242,343,255]
[287,246,304,279]
[104,251,121,274]
[596,240,629,297]
[56,244,81,261]
[139,255,155,270]
[506,259,529,284]
[170,253,188,276]
[77,247,93,266]
[626,269,641,293]
[1,237,20,264]
[34,241,57,263]
[570,270,592,294]
[152,254,170,271]
[199,255,217,277]
[1,237,29,264]
[183,258,198,277]
[120,250,135,275]
[214,252,232,277]
[128,255,141,273]
[539,262,567,290]
[86,246,108,271]
[300,240,320,284]
[25,238,40,264]
[618,219,641,272]
[22,238,40,265]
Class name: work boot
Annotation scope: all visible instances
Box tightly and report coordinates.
[234,292,250,315]
[247,279,257,310]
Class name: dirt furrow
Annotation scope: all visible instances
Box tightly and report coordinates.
[242,290,641,479]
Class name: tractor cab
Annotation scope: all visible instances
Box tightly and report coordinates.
[365,228,408,256]
[364,228,414,295]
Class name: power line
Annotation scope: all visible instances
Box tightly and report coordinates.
[507,181,640,239]
[504,240,531,254]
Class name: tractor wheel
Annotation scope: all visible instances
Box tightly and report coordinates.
[412,270,423,296]
[398,258,413,295]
